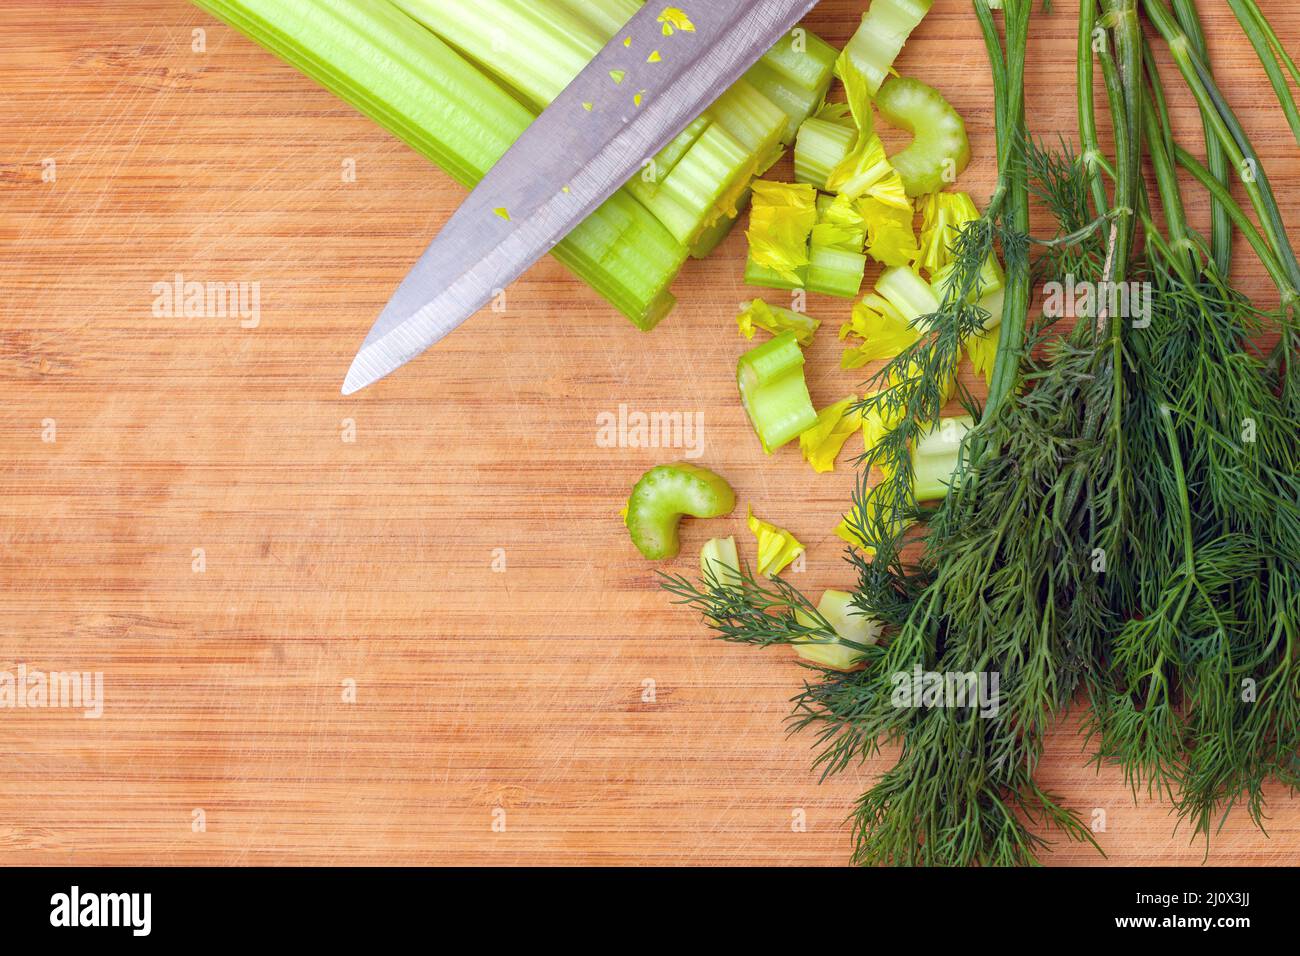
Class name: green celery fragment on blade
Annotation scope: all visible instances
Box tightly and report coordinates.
[747,508,805,577]
[737,299,820,346]
[799,396,865,473]
[736,331,818,453]
[624,463,736,560]
[793,589,882,670]
[875,75,972,197]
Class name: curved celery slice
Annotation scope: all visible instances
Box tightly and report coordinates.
[875,76,971,197]
[196,0,683,330]
[794,119,856,191]
[841,0,934,96]
[737,332,818,453]
[793,589,882,670]
[625,463,736,560]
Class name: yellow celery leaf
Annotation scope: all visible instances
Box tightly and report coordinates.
[747,507,805,577]
[737,299,820,346]
[494,207,511,221]
[814,101,855,129]
[915,191,981,276]
[827,133,893,199]
[813,193,866,251]
[658,7,696,35]
[799,396,864,474]
[966,329,999,386]
[860,196,918,267]
[836,51,875,140]
[647,50,661,63]
[746,181,818,284]
[839,295,920,368]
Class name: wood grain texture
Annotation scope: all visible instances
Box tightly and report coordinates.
[1,0,1297,866]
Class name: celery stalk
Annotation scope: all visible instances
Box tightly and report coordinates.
[400,0,782,244]
[194,0,684,329]
[737,332,818,453]
[913,415,972,501]
[794,119,856,190]
[842,0,934,96]
[806,246,868,298]
[793,589,881,670]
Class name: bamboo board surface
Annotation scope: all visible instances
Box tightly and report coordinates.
[1,0,1298,866]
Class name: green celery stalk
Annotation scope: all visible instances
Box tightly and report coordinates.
[842,0,934,96]
[396,0,764,245]
[193,0,684,329]
[737,332,818,453]
[806,245,867,298]
[744,32,839,143]
[794,118,855,190]
[912,415,972,501]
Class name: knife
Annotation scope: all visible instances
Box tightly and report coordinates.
[342,0,821,395]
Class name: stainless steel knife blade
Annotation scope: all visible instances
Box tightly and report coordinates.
[342,0,820,395]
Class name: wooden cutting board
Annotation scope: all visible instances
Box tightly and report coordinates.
[2,0,1297,866]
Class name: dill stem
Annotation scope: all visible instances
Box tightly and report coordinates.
[1099,0,1141,283]
[1225,0,1300,146]
[1174,148,1295,299]
[1170,0,1234,274]
[1143,0,1300,291]
[1077,0,1111,217]
[981,0,1031,422]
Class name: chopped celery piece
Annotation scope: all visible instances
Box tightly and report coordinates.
[745,256,808,291]
[626,115,711,206]
[744,61,825,146]
[758,28,840,94]
[840,293,920,368]
[841,0,934,96]
[701,536,741,587]
[645,123,753,244]
[916,191,981,275]
[737,332,818,453]
[747,508,805,577]
[799,396,864,473]
[710,80,789,177]
[745,181,818,287]
[794,119,856,190]
[690,189,749,259]
[875,76,971,197]
[793,589,881,669]
[737,299,820,346]
[875,266,941,328]
[625,463,736,560]
[861,195,919,267]
[913,415,972,501]
[194,0,683,330]
[806,245,868,298]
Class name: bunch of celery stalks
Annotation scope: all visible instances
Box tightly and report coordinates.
[198,0,1300,865]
